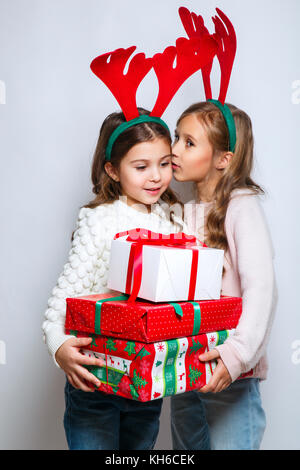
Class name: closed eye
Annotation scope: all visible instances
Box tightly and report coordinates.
[135,158,171,171]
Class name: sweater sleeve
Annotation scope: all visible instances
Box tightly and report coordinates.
[42,206,108,367]
[215,194,278,381]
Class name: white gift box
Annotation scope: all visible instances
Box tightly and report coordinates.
[107,234,224,302]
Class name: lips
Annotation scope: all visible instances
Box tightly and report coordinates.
[144,187,161,195]
[172,161,180,169]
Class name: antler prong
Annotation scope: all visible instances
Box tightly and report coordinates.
[212,9,237,104]
[150,35,218,117]
[178,7,237,105]
[90,46,153,120]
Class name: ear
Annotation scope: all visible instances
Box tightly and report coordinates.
[215,151,233,170]
[104,162,120,182]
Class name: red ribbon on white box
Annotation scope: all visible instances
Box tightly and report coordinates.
[114,228,207,303]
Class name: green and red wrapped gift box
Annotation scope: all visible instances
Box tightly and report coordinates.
[66,329,252,402]
[65,291,242,343]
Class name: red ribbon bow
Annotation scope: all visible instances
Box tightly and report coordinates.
[114,228,206,303]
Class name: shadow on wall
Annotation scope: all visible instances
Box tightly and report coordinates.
[34,361,68,450]
[155,398,172,450]
[171,180,195,204]
[3,347,67,450]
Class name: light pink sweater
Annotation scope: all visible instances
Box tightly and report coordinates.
[184,189,278,382]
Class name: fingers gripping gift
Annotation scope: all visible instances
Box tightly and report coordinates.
[71,329,252,402]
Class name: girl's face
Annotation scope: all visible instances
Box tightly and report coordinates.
[109,138,173,208]
[171,113,215,182]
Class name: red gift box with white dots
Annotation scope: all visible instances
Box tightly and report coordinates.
[65,292,242,343]
[66,329,252,402]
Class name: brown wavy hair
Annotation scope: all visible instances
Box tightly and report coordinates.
[177,101,264,251]
[84,108,181,209]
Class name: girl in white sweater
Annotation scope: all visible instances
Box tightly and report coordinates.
[170,101,277,450]
[42,108,184,450]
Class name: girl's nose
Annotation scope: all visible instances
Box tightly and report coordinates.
[150,166,162,182]
[172,141,180,156]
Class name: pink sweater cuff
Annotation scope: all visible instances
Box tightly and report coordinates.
[215,343,244,382]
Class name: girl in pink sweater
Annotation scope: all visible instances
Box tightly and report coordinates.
[170,101,277,450]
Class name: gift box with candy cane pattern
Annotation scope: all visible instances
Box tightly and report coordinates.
[66,329,252,402]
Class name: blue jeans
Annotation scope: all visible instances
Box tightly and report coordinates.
[171,378,266,450]
[64,380,163,450]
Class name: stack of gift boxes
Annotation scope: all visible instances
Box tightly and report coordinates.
[65,229,251,402]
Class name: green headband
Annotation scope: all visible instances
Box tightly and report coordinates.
[207,99,236,153]
[105,115,171,161]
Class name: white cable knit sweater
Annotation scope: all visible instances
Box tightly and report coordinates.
[42,198,185,365]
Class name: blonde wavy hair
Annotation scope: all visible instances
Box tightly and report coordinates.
[177,101,264,251]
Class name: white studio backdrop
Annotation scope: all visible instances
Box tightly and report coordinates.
[0,0,299,450]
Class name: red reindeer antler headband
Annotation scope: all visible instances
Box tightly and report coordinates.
[90,28,218,160]
[179,7,237,152]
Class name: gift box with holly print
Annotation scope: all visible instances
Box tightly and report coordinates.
[65,291,242,343]
[66,329,252,402]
